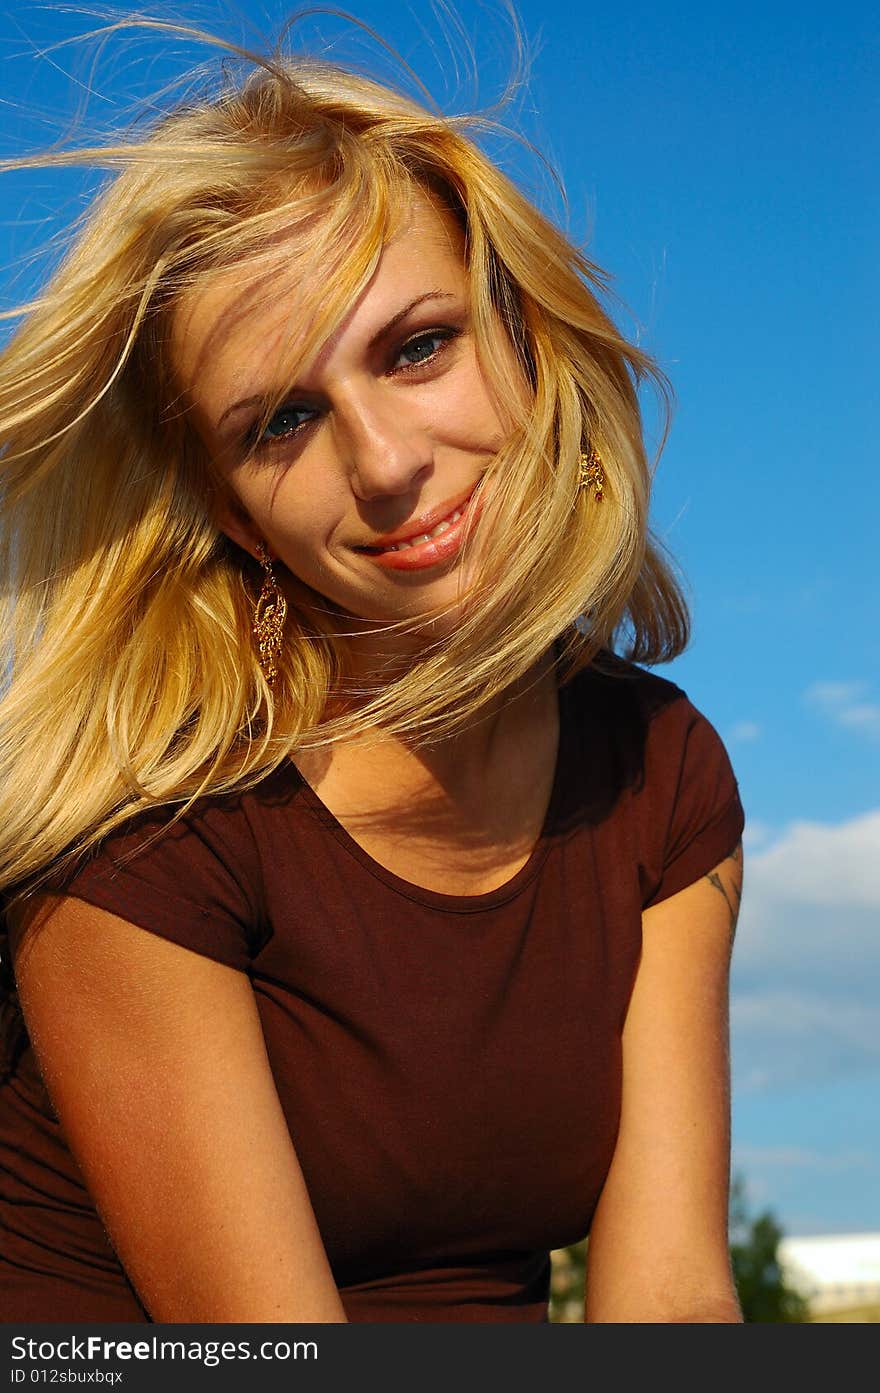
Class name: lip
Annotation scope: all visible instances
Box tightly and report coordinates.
[356,483,482,572]
[357,483,479,550]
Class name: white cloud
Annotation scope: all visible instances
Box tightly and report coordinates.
[838,704,880,740]
[742,819,773,849]
[742,810,880,908]
[733,1146,875,1173]
[729,720,761,743]
[805,680,880,742]
[731,991,880,1091]
[731,810,880,1091]
[806,681,866,709]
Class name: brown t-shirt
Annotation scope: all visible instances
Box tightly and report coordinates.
[1,660,744,1323]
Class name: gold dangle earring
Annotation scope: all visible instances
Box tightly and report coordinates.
[253,542,288,688]
[577,446,605,503]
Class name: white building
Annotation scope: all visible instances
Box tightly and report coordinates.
[778,1232,880,1315]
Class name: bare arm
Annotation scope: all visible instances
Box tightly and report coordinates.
[583,843,744,1323]
[13,895,347,1323]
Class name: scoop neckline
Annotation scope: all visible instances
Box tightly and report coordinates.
[281,675,573,915]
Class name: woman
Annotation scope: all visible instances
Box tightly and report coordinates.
[0,30,745,1323]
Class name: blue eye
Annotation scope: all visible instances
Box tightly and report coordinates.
[258,404,316,444]
[394,329,457,370]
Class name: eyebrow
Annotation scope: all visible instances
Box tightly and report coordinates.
[214,290,457,432]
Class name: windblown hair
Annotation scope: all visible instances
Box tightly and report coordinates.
[0,23,689,907]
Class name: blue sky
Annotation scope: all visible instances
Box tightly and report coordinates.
[1,0,877,1239]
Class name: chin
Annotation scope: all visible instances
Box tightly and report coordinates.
[335,582,468,647]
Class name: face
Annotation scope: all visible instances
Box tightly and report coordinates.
[172,194,521,653]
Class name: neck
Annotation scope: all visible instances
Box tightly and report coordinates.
[316,648,557,801]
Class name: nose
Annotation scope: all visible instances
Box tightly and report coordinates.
[335,384,433,501]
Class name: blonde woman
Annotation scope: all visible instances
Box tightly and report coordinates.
[0,32,745,1324]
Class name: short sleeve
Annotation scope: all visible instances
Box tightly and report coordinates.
[18,798,270,972]
[638,695,745,909]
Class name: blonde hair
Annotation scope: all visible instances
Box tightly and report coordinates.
[0,23,689,903]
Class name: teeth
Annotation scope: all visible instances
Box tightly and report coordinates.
[381,504,466,553]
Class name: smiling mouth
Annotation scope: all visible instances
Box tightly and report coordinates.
[356,482,479,554]
[355,484,482,571]
[359,501,469,554]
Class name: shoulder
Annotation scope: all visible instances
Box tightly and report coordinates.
[566,651,732,775]
[563,653,744,907]
[565,650,686,723]
[563,651,716,795]
[12,765,303,970]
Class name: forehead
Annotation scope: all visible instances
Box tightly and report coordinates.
[170,193,467,413]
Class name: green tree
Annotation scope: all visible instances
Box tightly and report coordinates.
[549,1239,587,1322]
[550,1176,811,1323]
[729,1174,809,1323]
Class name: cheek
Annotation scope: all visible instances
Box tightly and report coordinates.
[259,466,346,557]
[449,349,514,445]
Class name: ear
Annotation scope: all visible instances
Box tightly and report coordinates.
[211,489,263,562]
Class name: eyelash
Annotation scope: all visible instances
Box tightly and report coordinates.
[392,326,461,376]
[247,326,463,450]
